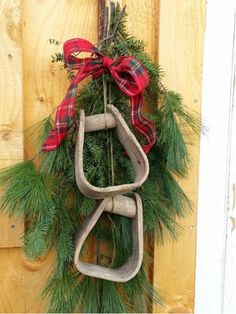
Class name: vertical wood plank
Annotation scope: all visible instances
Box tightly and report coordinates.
[0,0,24,247]
[22,0,98,159]
[0,0,206,312]
[19,0,97,312]
[153,1,205,312]
[120,0,159,63]
[0,249,55,313]
[1,1,98,313]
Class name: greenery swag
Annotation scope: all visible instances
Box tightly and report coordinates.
[0,4,201,313]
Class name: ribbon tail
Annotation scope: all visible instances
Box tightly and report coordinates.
[130,94,157,154]
[42,71,88,151]
[42,92,75,151]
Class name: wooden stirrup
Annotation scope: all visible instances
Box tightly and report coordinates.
[73,193,143,282]
[75,104,149,199]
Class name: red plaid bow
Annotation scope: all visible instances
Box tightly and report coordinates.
[42,38,156,153]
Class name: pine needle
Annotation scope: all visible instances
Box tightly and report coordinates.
[0,3,203,313]
[100,280,127,313]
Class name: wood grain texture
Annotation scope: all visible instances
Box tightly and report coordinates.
[120,0,159,63]
[0,249,55,313]
[0,0,24,247]
[0,0,205,312]
[105,195,136,218]
[153,1,205,313]
[0,0,23,161]
[21,0,98,159]
[0,0,97,312]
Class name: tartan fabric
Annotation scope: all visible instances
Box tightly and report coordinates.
[42,38,156,153]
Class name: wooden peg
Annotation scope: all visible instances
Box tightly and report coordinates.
[105,195,136,218]
[85,113,116,133]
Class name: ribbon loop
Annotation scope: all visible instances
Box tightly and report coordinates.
[42,38,156,153]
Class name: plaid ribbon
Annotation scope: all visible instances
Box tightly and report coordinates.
[42,38,156,153]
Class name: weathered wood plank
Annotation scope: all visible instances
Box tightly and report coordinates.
[0,248,55,313]
[0,0,24,161]
[20,0,97,312]
[0,0,205,312]
[0,0,24,248]
[153,1,205,312]
[121,0,159,63]
[22,0,98,159]
[0,160,24,248]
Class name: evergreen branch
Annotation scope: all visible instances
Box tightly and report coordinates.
[0,3,201,313]
[100,280,127,313]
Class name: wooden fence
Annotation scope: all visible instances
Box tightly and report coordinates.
[0,0,205,312]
